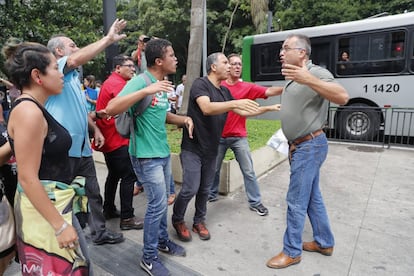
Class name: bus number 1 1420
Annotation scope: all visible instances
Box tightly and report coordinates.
[363,83,400,93]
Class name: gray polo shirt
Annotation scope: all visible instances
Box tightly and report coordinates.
[280,60,334,141]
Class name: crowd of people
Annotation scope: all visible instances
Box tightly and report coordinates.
[0,17,348,276]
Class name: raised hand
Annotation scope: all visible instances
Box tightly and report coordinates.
[281,59,312,84]
[107,19,127,43]
[144,80,175,95]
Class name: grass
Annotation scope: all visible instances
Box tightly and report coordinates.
[167,119,281,160]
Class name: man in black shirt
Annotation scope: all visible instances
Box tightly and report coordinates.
[172,52,259,242]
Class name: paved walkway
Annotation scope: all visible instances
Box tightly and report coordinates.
[5,143,414,275]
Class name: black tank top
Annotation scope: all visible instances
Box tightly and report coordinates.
[9,98,72,184]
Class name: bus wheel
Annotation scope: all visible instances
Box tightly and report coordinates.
[336,103,381,141]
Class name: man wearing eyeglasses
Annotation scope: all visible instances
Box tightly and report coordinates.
[208,53,282,217]
[266,34,349,269]
[93,55,144,231]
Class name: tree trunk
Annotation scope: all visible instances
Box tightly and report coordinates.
[178,0,204,115]
[251,0,267,32]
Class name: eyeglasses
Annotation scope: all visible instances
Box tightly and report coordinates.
[279,47,304,53]
[230,62,242,67]
[121,64,135,68]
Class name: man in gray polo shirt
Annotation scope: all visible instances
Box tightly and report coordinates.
[266,34,349,269]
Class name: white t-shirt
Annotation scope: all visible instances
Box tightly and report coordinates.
[167,90,177,110]
[175,83,184,108]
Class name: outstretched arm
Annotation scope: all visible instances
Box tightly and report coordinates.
[234,104,281,117]
[66,19,127,70]
[196,96,259,116]
[105,80,174,116]
[265,86,283,97]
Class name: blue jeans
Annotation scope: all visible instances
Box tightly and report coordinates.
[169,173,175,195]
[172,150,216,225]
[130,156,171,260]
[283,133,334,257]
[210,137,262,207]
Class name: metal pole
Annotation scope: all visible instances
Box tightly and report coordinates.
[103,0,118,78]
[202,0,207,76]
[267,11,273,33]
[267,0,274,33]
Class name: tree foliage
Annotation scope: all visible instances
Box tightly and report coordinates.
[116,0,192,82]
[1,0,412,81]
[273,0,414,31]
[0,0,104,79]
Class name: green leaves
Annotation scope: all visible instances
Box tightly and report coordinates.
[1,0,412,81]
[0,0,103,78]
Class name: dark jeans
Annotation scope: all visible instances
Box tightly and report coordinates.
[172,150,216,225]
[103,145,136,219]
[72,213,93,275]
[68,156,106,239]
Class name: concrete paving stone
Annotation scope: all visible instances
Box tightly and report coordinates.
[362,198,414,239]
[349,228,414,276]
[4,143,414,276]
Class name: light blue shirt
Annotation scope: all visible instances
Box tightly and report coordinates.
[45,56,92,157]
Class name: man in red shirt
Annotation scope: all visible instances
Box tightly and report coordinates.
[93,55,144,230]
[208,53,282,216]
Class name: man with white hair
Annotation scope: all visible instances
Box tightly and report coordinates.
[46,19,127,246]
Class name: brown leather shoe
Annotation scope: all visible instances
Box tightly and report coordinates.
[173,221,192,242]
[303,241,334,256]
[192,222,211,240]
[133,185,144,196]
[266,252,301,269]
[120,216,144,230]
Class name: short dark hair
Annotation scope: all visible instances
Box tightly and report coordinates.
[206,52,224,75]
[84,75,96,89]
[112,55,133,68]
[3,41,51,90]
[145,38,172,67]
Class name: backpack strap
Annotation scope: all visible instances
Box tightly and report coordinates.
[131,73,153,118]
[129,72,154,155]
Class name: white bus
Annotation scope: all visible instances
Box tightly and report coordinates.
[242,12,414,140]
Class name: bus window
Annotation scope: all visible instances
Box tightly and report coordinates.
[337,30,406,76]
[311,42,331,69]
[411,31,414,72]
[242,12,414,141]
[251,42,283,81]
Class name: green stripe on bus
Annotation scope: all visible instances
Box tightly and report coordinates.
[242,35,254,82]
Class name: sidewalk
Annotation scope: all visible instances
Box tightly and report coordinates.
[5,143,414,275]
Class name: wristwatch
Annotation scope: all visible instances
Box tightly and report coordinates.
[95,111,102,120]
